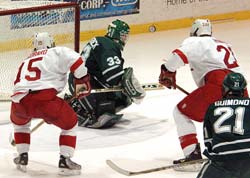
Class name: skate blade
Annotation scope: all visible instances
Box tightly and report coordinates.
[16,164,27,172]
[58,168,81,176]
[173,163,203,172]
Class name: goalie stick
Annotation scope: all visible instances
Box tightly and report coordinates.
[106,158,207,176]
[90,83,165,93]
[91,83,189,95]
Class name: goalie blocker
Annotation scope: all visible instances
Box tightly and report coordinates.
[121,67,146,104]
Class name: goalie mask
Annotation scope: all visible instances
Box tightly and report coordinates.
[223,72,247,97]
[190,19,212,37]
[106,19,130,50]
[33,32,55,51]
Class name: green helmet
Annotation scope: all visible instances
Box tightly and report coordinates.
[106,19,130,50]
[223,72,247,97]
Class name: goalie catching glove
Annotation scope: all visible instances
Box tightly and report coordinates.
[73,74,91,99]
[121,67,146,104]
[159,64,176,89]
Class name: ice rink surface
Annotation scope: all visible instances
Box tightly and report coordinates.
[0,19,250,178]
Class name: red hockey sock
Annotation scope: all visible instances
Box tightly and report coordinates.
[179,133,198,149]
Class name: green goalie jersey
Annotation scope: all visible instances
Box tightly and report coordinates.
[203,97,250,161]
[81,36,124,88]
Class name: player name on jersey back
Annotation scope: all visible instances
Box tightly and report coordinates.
[215,99,250,106]
[29,49,48,58]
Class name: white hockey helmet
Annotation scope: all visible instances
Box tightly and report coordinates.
[190,19,212,37]
[33,32,55,50]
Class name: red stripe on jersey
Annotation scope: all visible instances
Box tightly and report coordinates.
[70,57,84,73]
[179,133,198,149]
[173,49,189,64]
[59,135,76,148]
[14,132,30,144]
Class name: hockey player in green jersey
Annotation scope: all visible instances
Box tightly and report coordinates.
[66,19,146,128]
[197,72,250,178]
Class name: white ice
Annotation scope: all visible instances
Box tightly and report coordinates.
[0,19,250,178]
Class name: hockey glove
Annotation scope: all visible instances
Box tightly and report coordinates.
[121,67,146,104]
[159,64,176,89]
[74,74,91,99]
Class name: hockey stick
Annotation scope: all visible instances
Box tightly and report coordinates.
[106,158,207,176]
[10,120,45,146]
[90,83,165,93]
[91,83,189,95]
[176,84,190,95]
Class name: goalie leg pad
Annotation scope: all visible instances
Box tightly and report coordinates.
[96,100,116,116]
[87,113,123,129]
[71,96,97,127]
[121,67,146,100]
[91,100,123,128]
[77,98,122,128]
[114,93,132,113]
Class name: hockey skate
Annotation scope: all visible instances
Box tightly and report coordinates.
[58,155,81,176]
[14,152,28,172]
[173,143,204,172]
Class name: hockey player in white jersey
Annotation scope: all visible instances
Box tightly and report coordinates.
[158,19,248,166]
[10,32,91,176]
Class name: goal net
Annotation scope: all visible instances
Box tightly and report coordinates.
[0,0,80,101]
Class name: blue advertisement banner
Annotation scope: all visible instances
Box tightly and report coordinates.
[9,0,139,29]
[66,0,140,20]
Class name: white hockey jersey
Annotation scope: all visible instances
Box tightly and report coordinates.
[12,46,87,102]
[164,37,241,87]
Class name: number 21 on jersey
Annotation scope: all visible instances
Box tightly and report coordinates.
[215,39,239,68]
